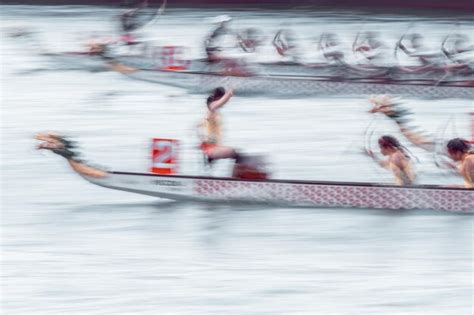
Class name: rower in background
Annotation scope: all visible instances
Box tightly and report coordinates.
[367,135,416,186]
[317,32,346,65]
[441,33,474,68]
[119,0,149,45]
[352,31,390,67]
[237,27,264,54]
[272,27,300,63]
[445,138,474,188]
[204,15,234,62]
[397,33,444,68]
[204,15,250,75]
[197,87,241,167]
[369,95,434,152]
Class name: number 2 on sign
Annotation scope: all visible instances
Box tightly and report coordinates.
[151,138,179,174]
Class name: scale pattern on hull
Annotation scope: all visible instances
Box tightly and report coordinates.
[194,179,473,212]
[126,69,474,99]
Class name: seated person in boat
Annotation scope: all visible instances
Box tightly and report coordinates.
[272,28,300,63]
[446,138,474,188]
[205,15,234,62]
[237,27,263,53]
[119,0,149,45]
[353,31,388,66]
[197,87,241,166]
[318,32,345,65]
[369,95,434,152]
[367,135,416,186]
[442,33,474,68]
[398,33,443,68]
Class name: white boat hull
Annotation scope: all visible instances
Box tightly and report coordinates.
[85,171,474,212]
[123,68,474,99]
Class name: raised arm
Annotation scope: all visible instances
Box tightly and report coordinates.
[208,88,233,112]
[369,96,434,151]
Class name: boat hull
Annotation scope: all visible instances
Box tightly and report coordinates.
[123,68,474,99]
[85,171,474,212]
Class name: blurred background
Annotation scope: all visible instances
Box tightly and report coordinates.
[1,2,473,315]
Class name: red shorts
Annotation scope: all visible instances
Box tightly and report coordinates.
[200,142,218,155]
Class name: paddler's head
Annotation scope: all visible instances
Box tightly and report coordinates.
[207,87,226,108]
[378,135,401,156]
[447,138,470,161]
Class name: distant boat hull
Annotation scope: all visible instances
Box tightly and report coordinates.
[120,67,474,99]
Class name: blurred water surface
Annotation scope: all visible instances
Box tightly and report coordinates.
[1,6,473,315]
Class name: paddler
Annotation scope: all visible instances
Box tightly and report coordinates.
[204,15,249,75]
[197,87,241,166]
[237,27,263,53]
[442,33,474,67]
[353,31,388,66]
[367,135,416,186]
[318,32,345,65]
[272,28,300,62]
[119,0,149,44]
[445,138,474,188]
[397,33,443,67]
[204,15,234,62]
[369,95,434,152]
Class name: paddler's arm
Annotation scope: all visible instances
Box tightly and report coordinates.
[398,40,414,56]
[208,88,233,112]
[392,153,416,185]
[272,30,282,46]
[369,98,434,151]
[272,30,286,56]
[366,150,389,169]
[463,158,474,188]
[397,125,434,152]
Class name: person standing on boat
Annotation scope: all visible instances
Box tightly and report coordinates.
[367,135,416,186]
[446,138,474,188]
[369,95,434,152]
[197,87,241,166]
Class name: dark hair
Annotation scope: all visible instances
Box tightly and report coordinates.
[378,135,401,149]
[378,135,410,159]
[206,87,226,106]
[447,138,470,154]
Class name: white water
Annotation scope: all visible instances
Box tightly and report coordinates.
[1,6,473,315]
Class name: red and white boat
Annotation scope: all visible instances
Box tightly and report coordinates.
[38,136,474,213]
[83,171,473,212]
